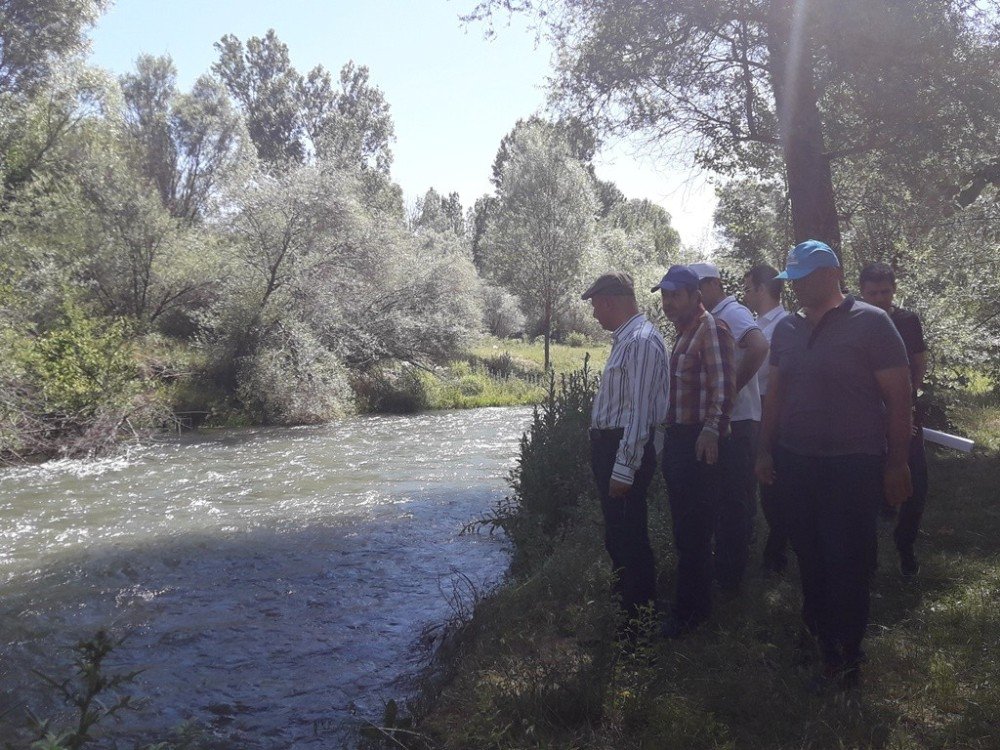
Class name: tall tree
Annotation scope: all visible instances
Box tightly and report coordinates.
[213,30,394,171]
[468,0,1000,255]
[484,121,596,369]
[0,0,107,97]
[121,55,251,223]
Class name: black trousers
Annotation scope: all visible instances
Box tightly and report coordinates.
[894,433,930,554]
[661,423,723,624]
[590,429,658,615]
[760,475,790,572]
[775,447,883,668]
[715,419,758,589]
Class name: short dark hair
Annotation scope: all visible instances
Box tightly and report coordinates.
[744,264,782,299]
[859,262,896,288]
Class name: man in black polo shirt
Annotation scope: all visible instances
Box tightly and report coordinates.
[860,263,929,577]
[756,241,912,690]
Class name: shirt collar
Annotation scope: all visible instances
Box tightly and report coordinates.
[612,313,645,343]
[757,304,787,324]
[711,295,738,315]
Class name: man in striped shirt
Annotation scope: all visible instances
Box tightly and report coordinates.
[583,271,669,623]
[652,265,736,638]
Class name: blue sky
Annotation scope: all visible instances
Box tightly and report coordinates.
[87,0,716,245]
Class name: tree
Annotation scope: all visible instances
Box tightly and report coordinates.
[120,56,252,224]
[0,0,107,98]
[467,0,1000,254]
[213,30,394,171]
[713,178,792,268]
[483,120,597,369]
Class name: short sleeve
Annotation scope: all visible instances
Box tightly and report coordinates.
[868,310,910,372]
[719,303,759,345]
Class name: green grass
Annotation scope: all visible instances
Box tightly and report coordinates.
[420,338,611,411]
[408,392,1000,750]
[469,336,610,378]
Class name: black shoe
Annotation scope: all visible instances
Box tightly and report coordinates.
[899,550,920,578]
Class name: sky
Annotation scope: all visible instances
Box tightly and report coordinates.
[86,0,717,246]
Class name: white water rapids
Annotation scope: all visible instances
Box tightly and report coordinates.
[0,406,532,748]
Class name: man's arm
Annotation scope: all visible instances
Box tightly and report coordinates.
[910,350,928,392]
[609,339,664,497]
[734,328,769,393]
[875,365,914,506]
[697,318,735,464]
[755,366,783,485]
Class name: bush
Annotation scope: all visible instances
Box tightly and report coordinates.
[355,365,431,414]
[565,332,587,348]
[481,284,526,339]
[236,322,353,425]
[475,356,598,573]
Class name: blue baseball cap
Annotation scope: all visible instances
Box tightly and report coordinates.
[651,265,700,292]
[775,240,840,280]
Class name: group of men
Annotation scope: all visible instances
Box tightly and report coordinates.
[583,239,928,690]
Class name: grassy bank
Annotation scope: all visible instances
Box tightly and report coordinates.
[397,383,1000,750]
[418,337,610,410]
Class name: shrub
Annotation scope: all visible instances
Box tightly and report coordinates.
[236,322,353,425]
[565,332,587,348]
[481,284,525,339]
[355,365,431,414]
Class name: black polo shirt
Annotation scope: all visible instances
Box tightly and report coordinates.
[770,296,908,457]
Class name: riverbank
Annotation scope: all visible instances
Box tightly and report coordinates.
[402,385,1000,749]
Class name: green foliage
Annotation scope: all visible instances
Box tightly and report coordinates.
[476,357,598,572]
[16,630,142,750]
[18,299,137,417]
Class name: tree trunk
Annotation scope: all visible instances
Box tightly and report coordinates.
[767,0,842,256]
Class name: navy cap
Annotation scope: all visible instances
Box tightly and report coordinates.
[651,265,700,293]
[775,240,840,280]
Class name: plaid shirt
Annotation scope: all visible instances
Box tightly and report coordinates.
[666,308,735,433]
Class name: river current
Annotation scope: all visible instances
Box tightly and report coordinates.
[0,406,532,748]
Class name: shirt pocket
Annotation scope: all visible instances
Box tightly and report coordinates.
[673,352,701,388]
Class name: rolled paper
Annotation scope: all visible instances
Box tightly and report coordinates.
[922,427,974,453]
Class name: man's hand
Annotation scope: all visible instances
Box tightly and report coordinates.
[609,478,632,498]
[695,429,719,464]
[883,461,912,507]
[755,451,775,485]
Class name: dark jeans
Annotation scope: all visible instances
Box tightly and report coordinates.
[590,429,658,615]
[661,423,723,624]
[715,419,758,589]
[775,447,883,668]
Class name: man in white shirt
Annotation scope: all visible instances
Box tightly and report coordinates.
[690,262,769,593]
[743,264,790,573]
[582,271,669,625]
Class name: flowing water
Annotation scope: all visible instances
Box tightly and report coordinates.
[0,406,532,748]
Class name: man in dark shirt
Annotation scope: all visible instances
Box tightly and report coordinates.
[756,241,912,690]
[860,263,929,577]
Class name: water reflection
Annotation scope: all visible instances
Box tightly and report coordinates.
[0,406,531,748]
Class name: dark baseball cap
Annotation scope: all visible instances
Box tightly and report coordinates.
[581,271,635,300]
[651,265,699,293]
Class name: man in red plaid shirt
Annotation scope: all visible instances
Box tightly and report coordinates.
[652,265,735,638]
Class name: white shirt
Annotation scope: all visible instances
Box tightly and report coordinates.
[591,313,669,484]
[755,304,789,396]
[711,296,762,422]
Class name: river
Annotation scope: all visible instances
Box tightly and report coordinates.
[0,406,532,748]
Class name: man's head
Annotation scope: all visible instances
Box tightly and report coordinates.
[581,271,638,331]
[652,265,702,327]
[858,262,896,312]
[689,261,725,309]
[776,240,842,309]
[742,264,782,315]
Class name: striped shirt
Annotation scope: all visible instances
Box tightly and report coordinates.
[591,313,669,484]
[666,309,735,434]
